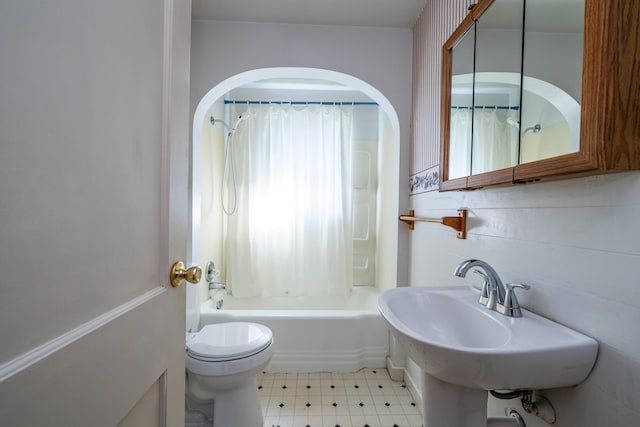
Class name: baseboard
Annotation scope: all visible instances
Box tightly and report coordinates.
[385,356,424,417]
[403,366,424,416]
[385,356,405,381]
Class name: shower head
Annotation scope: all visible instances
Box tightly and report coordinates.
[507,116,520,129]
[230,114,250,134]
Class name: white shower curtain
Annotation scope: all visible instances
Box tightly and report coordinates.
[226,104,354,298]
[471,109,514,174]
[449,109,473,178]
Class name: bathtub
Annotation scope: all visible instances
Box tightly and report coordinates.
[199,287,389,373]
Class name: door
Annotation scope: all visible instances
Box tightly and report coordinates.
[0,0,192,425]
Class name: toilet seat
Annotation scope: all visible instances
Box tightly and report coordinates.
[186,322,273,362]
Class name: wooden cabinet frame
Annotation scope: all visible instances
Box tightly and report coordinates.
[439,0,640,191]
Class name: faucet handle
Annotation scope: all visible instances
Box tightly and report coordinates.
[497,283,530,317]
[472,269,490,305]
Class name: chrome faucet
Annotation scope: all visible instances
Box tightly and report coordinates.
[499,283,530,317]
[208,281,227,290]
[454,259,529,317]
[454,259,506,310]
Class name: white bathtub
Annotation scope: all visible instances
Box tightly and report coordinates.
[199,287,389,373]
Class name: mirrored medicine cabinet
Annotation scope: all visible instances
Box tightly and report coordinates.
[440,0,640,191]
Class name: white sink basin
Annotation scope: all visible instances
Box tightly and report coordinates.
[378,286,598,391]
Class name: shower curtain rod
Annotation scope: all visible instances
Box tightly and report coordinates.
[224,100,378,106]
[451,105,519,110]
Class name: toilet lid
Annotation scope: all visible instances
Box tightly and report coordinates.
[186,322,273,361]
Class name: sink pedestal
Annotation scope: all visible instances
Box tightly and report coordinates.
[422,373,488,427]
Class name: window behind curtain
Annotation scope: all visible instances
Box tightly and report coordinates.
[226,103,359,297]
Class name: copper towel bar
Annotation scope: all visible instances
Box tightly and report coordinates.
[398,209,467,239]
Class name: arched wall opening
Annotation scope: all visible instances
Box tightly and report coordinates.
[187,67,401,331]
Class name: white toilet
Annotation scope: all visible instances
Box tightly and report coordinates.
[185,322,274,427]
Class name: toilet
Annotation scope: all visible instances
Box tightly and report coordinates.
[185,322,274,427]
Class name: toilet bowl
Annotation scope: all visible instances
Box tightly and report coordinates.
[185,322,274,427]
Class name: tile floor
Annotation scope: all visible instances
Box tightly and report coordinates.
[259,369,423,427]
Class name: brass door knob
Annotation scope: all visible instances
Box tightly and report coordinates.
[170,261,202,288]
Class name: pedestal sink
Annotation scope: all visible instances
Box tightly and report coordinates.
[378,286,598,427]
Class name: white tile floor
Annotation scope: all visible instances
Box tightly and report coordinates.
[258,369,423,427]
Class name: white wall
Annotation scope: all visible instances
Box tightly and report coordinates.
[190,20,414,292]
[409,2,640,425]
[198,101,225,303]
[407,174,640,426]
[376,112,400,293]
[190,21,413,126]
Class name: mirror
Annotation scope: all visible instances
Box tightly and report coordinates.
[441,0,593,191]
[448,26,475,179]
[471,0,523,175]
[520,0,585,164]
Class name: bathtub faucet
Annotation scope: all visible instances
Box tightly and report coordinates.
[209,281,226,290]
